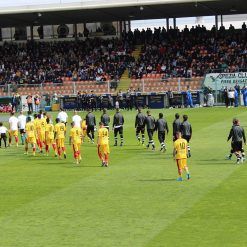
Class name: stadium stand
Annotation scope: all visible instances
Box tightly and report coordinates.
[0,24,246,96]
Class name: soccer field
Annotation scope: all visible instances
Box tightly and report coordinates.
[0,107,247,247]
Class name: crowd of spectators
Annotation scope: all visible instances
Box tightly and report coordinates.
[0,38,134,86]
[0,23,246,87]
[129,23,247,79]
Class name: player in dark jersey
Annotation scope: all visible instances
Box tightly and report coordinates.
[181,115,192,157]
[135,108,146,145]
[113,109,124,146]
[86,109,96,143]
[173,113,181,141]
[155,113,169,152]
[101,109,110,130]
[227,118,246,164]
[144,110,156,150]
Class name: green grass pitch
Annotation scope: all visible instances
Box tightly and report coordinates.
[0,107,247,247]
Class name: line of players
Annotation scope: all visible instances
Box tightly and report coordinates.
[2,107,192,157]
[1,109,244,181]
[135,110,192,155]
[0,110,111,166]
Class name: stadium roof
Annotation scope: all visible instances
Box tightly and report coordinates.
[0,0,246,27]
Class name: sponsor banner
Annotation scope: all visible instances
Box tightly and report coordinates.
[204,72,247,90]
[62,96,77,109]
[148,95,164,109]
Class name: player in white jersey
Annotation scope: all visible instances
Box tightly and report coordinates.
[18,111,26,145]
[8,112,19,147]
[57,108,68,125]
[72,110,82,128]
[0,122,8,148]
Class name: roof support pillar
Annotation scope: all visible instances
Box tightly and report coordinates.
[220,15,223,26]
[73,23,78,40]
[128,20,131,32]
[166,18,169,30]
[30,25,34,40]
[215,15,218,30]
[173,18,176,29]
[119,21,123,37]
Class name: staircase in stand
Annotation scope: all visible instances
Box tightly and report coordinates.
[117,45,142,92]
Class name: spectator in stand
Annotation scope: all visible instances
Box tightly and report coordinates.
[0,38,134,86]
[242,22,246,30]
[129,25,247,79]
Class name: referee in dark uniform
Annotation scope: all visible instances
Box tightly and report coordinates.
[86,109,96,143]
[181,115,192,157]
[135,108,146,145]
[113,109,124,146]
[227,118,246,164]
[155,113,169,152]
[144,110,156,150]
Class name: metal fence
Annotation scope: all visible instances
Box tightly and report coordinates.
[0,77,204,99]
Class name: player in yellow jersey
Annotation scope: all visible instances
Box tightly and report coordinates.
[173,132,190,181]
[69,122,83,164]
[33,114,40,150]
[25,117,36,156]
[45,118,57,156]
[54,118,66,159]
[97,122,110,167]
[36,114,46,153]
[81,118,88,142]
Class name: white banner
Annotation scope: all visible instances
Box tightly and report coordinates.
[204,72,247,90]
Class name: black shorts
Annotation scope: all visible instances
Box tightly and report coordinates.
[231,141,243,152]
[87,125,94,133]
[136,125,145,135]
[114,126,123,136]
[183,135,191,143]
[0,133,7,138]
[20,129,26,134]
[158,131,165,143]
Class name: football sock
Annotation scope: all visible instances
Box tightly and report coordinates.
[21,135,25,145]
[142,135,145,144]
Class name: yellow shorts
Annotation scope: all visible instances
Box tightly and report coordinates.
[73,143,81,152]
[38,132,45,142]
[82,130,87,137]
[27,137,36,144]
[9,130,18,137]
[46,138,54,146]
[176,159,187,170]
[56,138,65,148]
[99,144,110,154]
